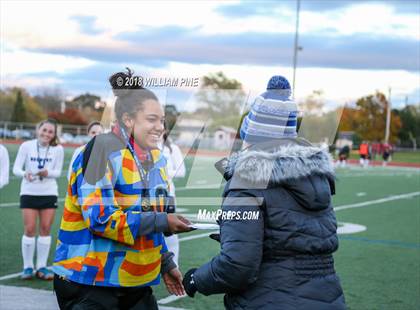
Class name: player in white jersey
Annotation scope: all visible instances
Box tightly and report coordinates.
[13,119,64,280]
[0,143,10,189]
[162,131,186,266]
[67,121,104,180]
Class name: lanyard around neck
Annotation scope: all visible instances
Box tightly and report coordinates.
[36,142,50,170]
[119,126,150,189]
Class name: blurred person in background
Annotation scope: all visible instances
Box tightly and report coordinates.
[161,122,186,266]
[0,143,10,189]
[338,144,350,168]
[183,76,345,309]
[381,141,392,166]
[13,118,64,280]
[67,121,104,180]
[359,141,369,167]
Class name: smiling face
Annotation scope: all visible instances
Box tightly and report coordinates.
[123,99,165,150]
[88,124,104,137]
[37,122,56,146]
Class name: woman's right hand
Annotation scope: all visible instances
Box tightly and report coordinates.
[167,214,194,233]
[24,172,34,182]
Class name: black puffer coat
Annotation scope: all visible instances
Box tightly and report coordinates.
[194,139,346,309]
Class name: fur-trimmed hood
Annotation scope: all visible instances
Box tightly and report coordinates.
[225,138,335,186]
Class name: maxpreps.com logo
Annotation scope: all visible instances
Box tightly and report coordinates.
[197,209,260,221]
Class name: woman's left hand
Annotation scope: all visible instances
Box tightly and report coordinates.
[163,268,185,296]
[38,169,48,177]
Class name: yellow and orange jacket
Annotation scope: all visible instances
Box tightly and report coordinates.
[53,133,172,287]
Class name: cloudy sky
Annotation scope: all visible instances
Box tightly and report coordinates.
[1,0,419,110]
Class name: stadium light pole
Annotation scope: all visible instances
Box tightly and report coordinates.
[385,87,392,144]
[292,0,301,99]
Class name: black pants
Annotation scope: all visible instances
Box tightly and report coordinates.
[54,275,158,310]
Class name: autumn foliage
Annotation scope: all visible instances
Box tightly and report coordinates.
[338,92,402,143]
[48,108,87,125]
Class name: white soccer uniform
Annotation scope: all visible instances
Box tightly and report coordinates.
[0,144,10,189]
[13,139,64,196]
[162,142,186,196]
[13,139,64,272]
[162,141,186,266]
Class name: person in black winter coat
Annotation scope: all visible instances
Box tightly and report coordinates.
[183,76,346,310]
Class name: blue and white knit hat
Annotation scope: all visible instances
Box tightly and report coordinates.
[239,75,298,144]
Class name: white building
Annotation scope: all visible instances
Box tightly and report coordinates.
[173,118,206,147]
[213,126,237,150]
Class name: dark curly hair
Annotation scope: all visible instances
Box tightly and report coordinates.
[109,68,158,124]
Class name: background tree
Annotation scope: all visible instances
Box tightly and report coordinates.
[338,106,358,132]
[195,72,246,130]
[48,108,87,125]
[26,98,47,123]
[66,93,106,123]
[395,104,420,149]
[0,89,15,121]
[298,90,342,144]
[298,90,325,116]
[353,92,401,143]
[11,90,26,123]
[33,87,64,113]
[3,88,45,124]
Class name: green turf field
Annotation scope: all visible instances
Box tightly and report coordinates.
[0,143,419,310]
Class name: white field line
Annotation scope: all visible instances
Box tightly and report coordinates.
[178,231,218,242]
[159,306,187,310]
[158,294,186,305]
[0,272,23,281]
[175,184,222,191]
[334,191,420,212]
[0,266,53,281]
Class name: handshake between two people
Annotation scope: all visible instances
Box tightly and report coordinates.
[162,215,220,297]
[161,214,193,296]
[161,266,199,297]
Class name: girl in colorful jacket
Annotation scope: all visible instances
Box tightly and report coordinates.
[53,69,193,309]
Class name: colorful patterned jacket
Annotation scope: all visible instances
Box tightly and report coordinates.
[53,132,174,287]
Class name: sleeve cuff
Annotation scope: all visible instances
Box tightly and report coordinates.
[155,212,169,232]
[138,212,169,236]
[161,251,177,274]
